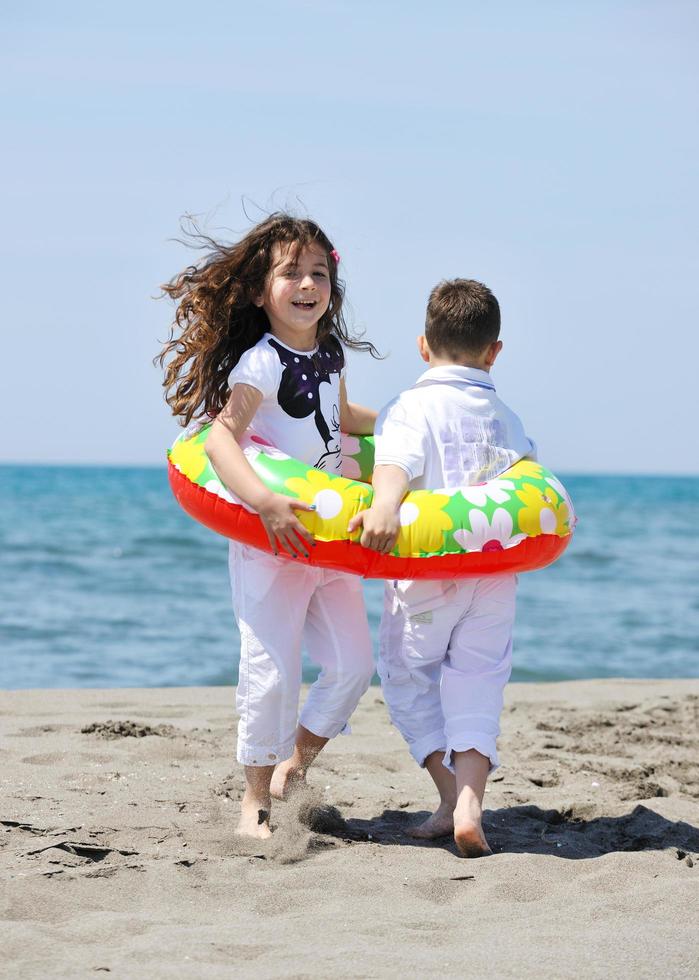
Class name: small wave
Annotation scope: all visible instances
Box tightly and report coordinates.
[130,534,216,549]
[637,632,699,654]
[1,624,60,642]
[16,559,97,579]
[511,664,578,683]
[569,550,616,566]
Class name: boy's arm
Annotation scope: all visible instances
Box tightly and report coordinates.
[348,390,426,553]
[339,378,377,434]
[347,464,409,554]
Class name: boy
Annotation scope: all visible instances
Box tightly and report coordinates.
[348,279,535,857]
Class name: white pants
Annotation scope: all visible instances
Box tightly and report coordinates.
[229,542,374,766]
[378,575,516,774]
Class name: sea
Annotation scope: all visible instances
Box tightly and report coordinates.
[1,466,697,689]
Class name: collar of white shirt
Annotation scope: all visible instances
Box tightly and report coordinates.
[413,364,496,391]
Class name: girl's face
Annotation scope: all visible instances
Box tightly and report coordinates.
[255,243,332,350]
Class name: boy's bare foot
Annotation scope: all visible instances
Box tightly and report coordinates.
[454,823,492,857]
[451,749,493,857]
[453,796,492,857]
[406,801,455,839]
[270,761,307,801]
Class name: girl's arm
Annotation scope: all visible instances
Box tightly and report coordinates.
[339,378,377,435]
[205,384,314,557]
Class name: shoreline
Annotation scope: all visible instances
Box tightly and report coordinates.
[4,671,699,691]
[2,679,698,978]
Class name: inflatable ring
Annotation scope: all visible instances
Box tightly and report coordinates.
[168,424,575,579]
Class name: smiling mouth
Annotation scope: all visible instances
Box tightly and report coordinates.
[292,300,317,310]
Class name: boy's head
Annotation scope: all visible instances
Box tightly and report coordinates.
[422,278,501,368]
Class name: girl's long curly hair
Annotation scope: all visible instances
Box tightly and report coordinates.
[157,212,380,426]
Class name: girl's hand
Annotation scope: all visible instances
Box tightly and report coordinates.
[348,504,401,555]
[258,492,316,558]
[206,391,315,558]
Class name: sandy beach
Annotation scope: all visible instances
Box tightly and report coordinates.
[2,679,698,979]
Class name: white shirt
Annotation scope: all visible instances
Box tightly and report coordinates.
[228,333,345,473]
[374,365,536,491]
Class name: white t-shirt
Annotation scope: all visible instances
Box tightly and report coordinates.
[374,365,536,491]
[228,332,345,473]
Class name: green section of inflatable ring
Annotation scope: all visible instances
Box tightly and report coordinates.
[168,423,574,559]
[343,433,375,483]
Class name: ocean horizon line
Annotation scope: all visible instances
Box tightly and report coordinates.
[1,461,698,480]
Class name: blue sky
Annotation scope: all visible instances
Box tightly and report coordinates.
[4,1,698,473]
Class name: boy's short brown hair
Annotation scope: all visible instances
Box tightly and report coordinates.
[425,279,500,357]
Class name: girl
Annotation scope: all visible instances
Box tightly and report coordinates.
[159,214,378,838]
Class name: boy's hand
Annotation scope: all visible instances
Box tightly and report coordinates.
[348,464,409,554]
[348,504,401,554]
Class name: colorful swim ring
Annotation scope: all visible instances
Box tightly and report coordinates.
[167,424,575,579]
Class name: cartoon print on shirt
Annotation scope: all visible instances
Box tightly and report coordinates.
[267,337,344,469]
[315,401,341,471]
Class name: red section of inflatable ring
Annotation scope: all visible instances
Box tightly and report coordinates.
[168,464,571,580]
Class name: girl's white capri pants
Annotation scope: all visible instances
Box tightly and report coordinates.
[229,542,375,766]
[378,574,516,773]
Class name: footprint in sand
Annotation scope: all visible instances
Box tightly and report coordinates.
[80,720,180,739]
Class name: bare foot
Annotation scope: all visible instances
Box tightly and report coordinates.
[236,794,273,839]
[453,797,492,858]
[406,801,455,839]
[454,823,492,857]
[270,762,307,801]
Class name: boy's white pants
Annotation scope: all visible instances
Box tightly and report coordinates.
[378,574,516,773]
[229,542,374,766]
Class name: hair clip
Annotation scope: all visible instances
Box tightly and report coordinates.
[330,249,340,264]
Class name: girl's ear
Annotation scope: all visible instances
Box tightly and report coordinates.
[252,293,265,308]
[417,335,430,362]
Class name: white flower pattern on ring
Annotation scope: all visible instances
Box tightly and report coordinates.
[205,479,235,504]
[459,479,515,507]
[240,434,291,461]
[453,508,526,552]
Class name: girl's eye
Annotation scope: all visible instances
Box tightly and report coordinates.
[314,271,327,279]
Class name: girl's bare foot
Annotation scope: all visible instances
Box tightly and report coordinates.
[236,794,272,839]
[406,800,455,839]
[270,761,306,800]
[237,766,274,839]
[270,727,327,800]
